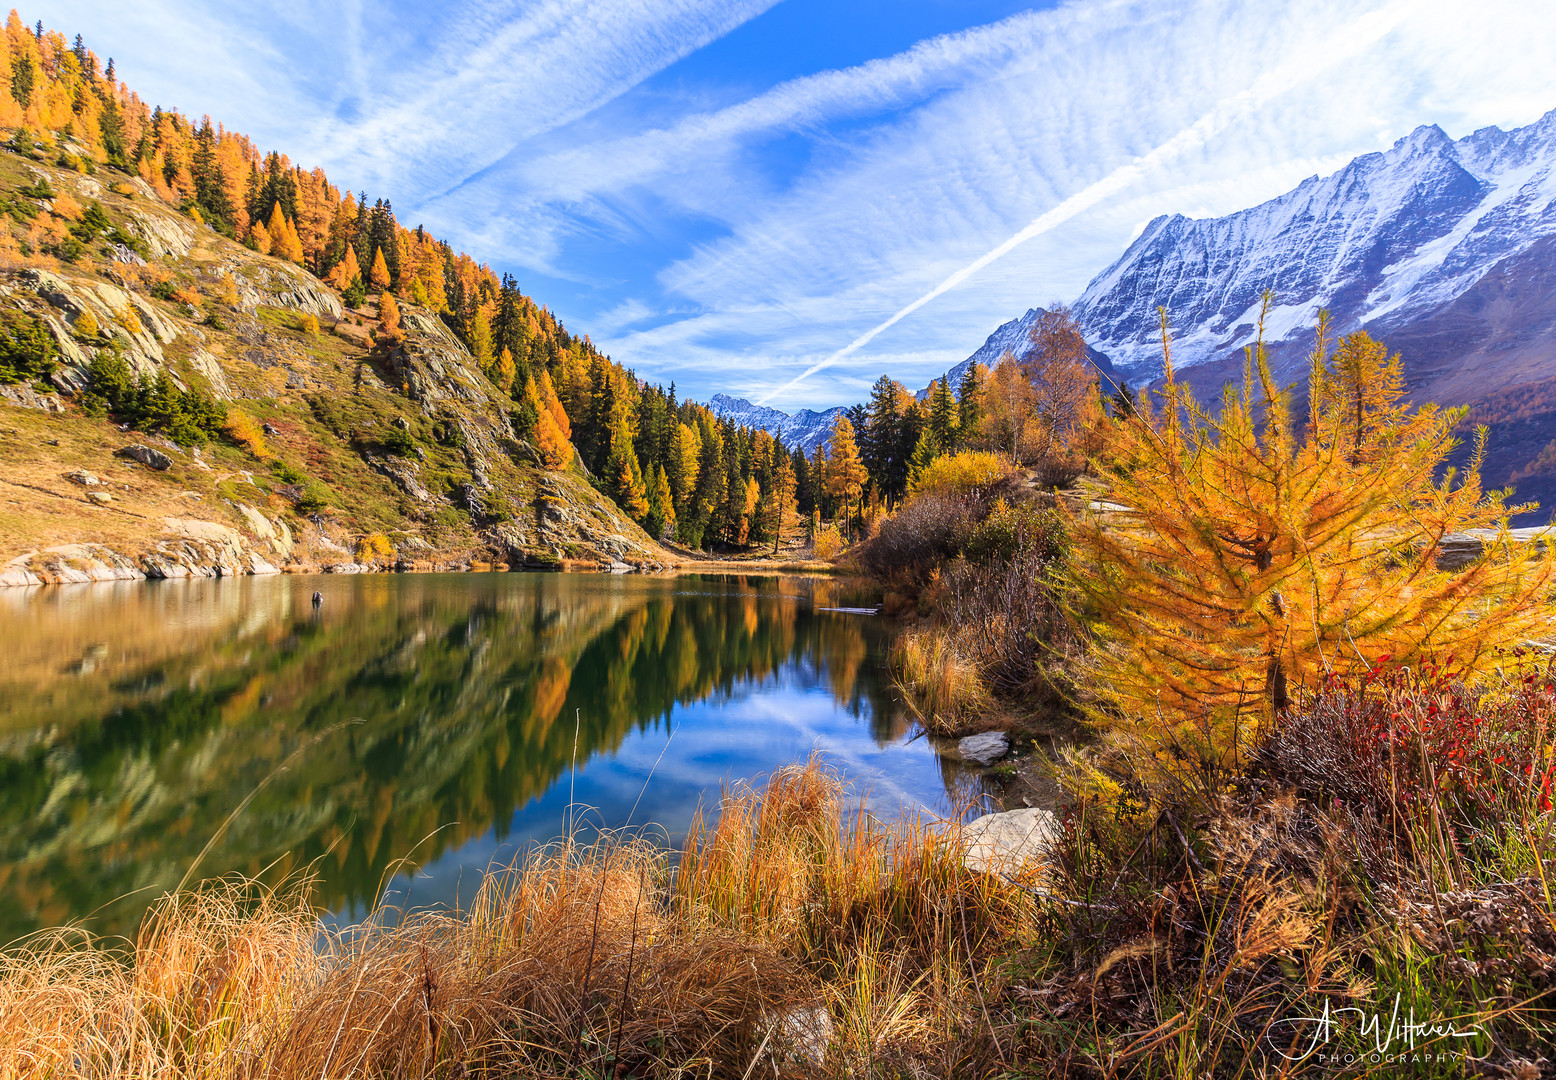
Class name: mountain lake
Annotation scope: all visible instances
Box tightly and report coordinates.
[0,572,990,939]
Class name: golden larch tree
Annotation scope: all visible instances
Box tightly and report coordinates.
[824,414,868,539]
[368,247,391,292]
[1068,300,1555,771]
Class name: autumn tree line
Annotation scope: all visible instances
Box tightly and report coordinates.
[7,14,845,551]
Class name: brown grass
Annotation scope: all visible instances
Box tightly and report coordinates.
[0,759,1045,1080]
[889,626,990,735]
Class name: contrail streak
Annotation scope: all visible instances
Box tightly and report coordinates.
[754,2,1408,408]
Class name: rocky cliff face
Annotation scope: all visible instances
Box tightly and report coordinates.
[0,157,671,585]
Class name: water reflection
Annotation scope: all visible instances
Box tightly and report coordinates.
[0,573,986,940]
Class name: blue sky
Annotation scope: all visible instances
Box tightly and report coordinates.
[50,0,1556,408]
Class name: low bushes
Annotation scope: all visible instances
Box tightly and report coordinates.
[1021,663,1556,1074]
[907,450,1014,501]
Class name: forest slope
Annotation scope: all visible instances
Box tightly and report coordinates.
[0,127,670,583]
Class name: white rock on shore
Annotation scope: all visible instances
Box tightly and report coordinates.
[961,807,1059,876]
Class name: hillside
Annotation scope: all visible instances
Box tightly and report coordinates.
[0,148,671,583]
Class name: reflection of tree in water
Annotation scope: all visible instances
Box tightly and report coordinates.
[0,574,905,940]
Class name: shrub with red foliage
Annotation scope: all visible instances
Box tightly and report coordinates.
[1256,658,1556,829]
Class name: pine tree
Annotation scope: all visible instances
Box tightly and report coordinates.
[606,414,649,521]
[1070,302,1555,773]
[958,362,985,439]
[512,373,541,440]
[647,464,676,540]
[929,375,958,453]
[907,425,940,487]
[368,247,391,292]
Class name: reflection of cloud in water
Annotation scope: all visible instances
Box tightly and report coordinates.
[402,666,976,914]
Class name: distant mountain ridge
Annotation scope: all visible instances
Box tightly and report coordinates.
[706,393,845,453]
[709,109,1556,510]
[1073,109,1556,378]
[926,307,1120,401]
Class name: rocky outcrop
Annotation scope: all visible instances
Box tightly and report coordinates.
[116,444,173,470]
[129,208,195,260]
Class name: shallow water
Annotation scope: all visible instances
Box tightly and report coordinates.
[0,572,985,939]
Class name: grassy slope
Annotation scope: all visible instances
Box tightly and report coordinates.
[0,149,670,574]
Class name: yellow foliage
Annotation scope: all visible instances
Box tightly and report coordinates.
[215,272,240,307]
[222,410,272,460]
[50,193,82,220]
[812,523,846,560]
[115,304,143,337]
[298,313,320,337]
[1069,303,1556,772]
[907,451,1012,500]
[355,533,395,562]
[377,293,402,343]
[71,308,99,339]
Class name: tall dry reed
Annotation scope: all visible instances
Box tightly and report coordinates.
[0,758,1044,1080]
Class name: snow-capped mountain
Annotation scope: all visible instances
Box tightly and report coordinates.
[1073,109,1556,379]
[707,393,844,453]
[927,307,1119,400]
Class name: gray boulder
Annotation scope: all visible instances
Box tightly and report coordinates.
[116,444,172,470]
[958,731,1011,766]
[961,807,1059,876]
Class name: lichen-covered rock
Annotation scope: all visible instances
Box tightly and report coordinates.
[116,445,173,470]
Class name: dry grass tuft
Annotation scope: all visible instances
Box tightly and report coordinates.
[0,758,1044,1080]
[889,626,990,735]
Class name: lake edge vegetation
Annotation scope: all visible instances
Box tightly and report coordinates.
[4,7,1556,1077]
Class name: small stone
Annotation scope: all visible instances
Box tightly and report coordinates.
[262,423,280,436]
[88,491,112,504]
[958,731,1011,766]
[65,470,100,486]
[115,444,172,470]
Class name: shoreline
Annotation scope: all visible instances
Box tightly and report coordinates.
[0,547,844,587]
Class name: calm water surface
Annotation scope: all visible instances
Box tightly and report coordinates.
[0,573,984,939]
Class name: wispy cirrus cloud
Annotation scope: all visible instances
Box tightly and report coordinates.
[48,0,1556,409]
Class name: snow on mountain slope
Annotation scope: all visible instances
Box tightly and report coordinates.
[927,307,1120,400]
[1073,109,1556,376]
[707,393,844,453]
